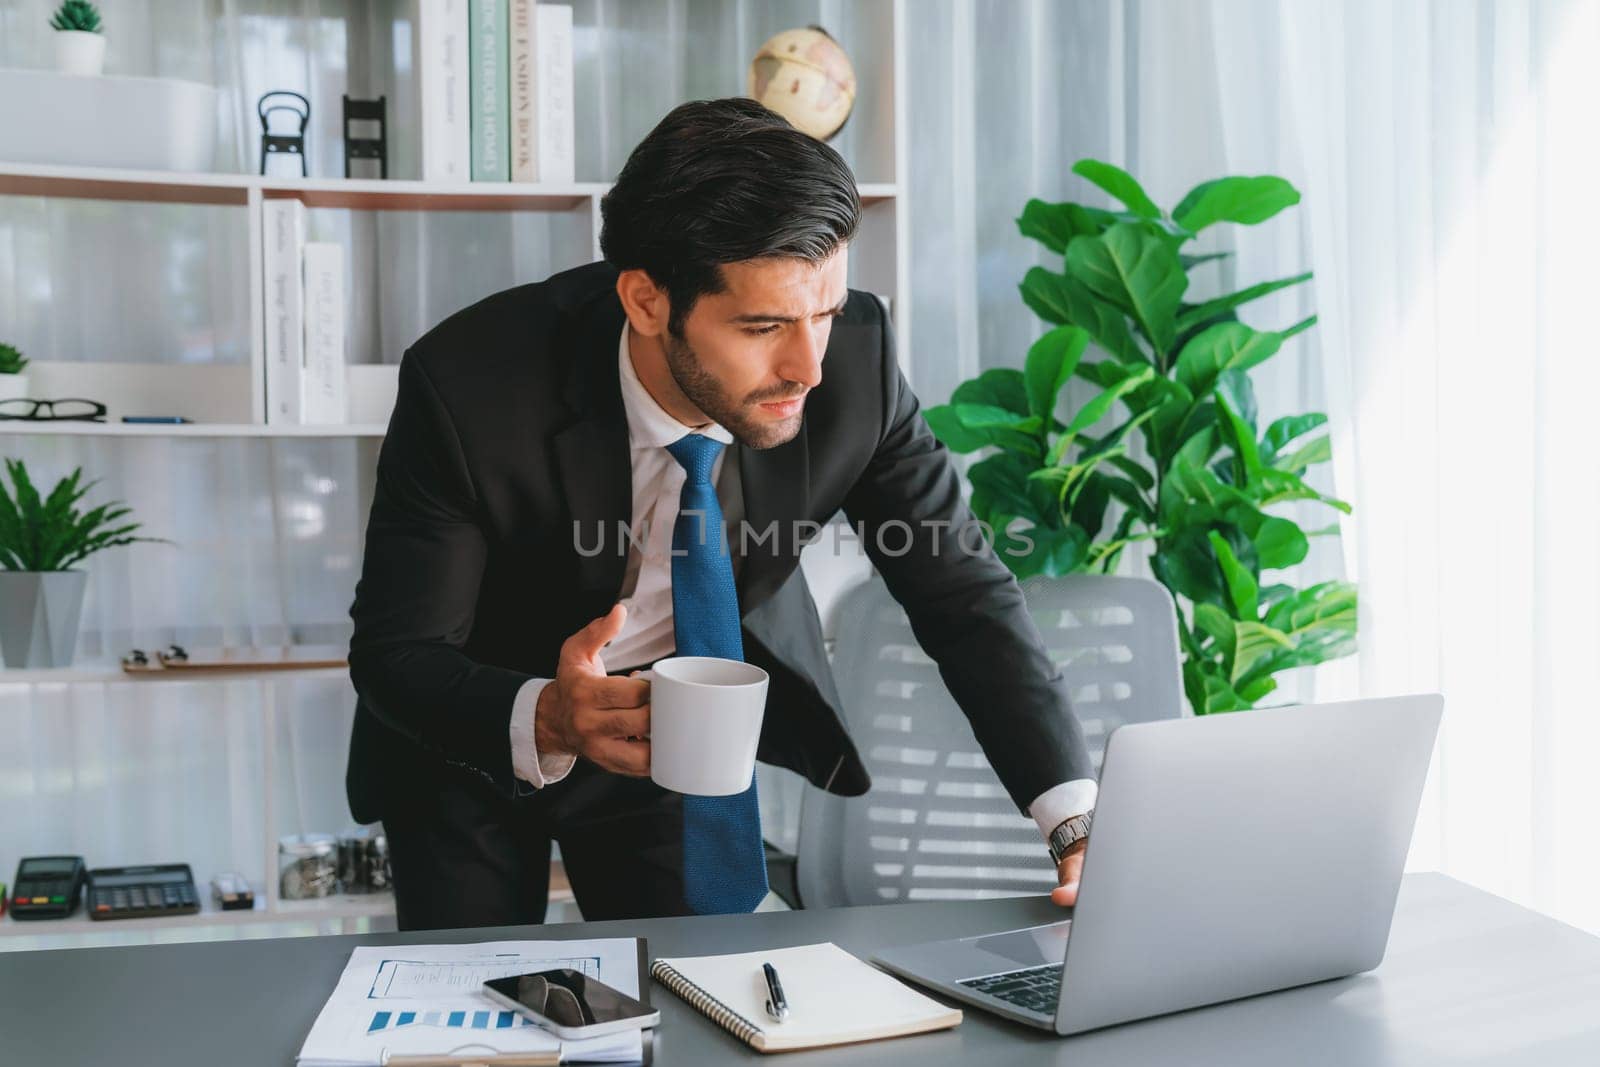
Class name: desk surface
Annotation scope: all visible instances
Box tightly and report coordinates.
[3,873,1598,1065]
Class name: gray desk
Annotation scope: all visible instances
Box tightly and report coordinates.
[3,874,1599,1065]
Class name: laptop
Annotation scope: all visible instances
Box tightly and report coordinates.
[873,694,1443,1035]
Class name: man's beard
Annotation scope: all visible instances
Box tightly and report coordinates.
[663,329,806,450]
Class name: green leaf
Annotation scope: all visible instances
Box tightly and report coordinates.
[1065,223,1188,356]
[1175,271,1313,334]
[1274,435,1332,474]
[1214,389,1263,488]
[1252,516,1309,569]
[1023,326,1091,419]
[1019,268,1147,364]
[951,367,1030,415]
[1262,413,1327,457]
[969,452,1042,523]
[1172,175,1302,234]
[1217,375,1258,442]
[1184,659,1253,714]
[1016,200,1116,254]
[925,405,994,453]
[1173,319,1314,399]
[1229,621,1294,684]
[1180,251,1232,270]
[1062,365,1155,437]
[1001,521,1090,578]
[1257,468,1352,514]
[1192,602,1237,658]
[1071,159,1162,219]
[1208,530,1259,619]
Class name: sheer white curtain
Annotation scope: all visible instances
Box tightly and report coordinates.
[904,0,1600,933]
[1268,0,1600,933]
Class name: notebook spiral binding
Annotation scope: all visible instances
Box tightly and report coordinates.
[650,959,764,1046]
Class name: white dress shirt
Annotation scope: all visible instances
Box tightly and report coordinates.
[509,322,1097,843]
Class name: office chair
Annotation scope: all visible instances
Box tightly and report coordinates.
[789,573,1182,909]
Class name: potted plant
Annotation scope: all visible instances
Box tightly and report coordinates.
[925,159,1356,715]
[0,343,28,404]
[0,459,164,668]
[50,0,106,77]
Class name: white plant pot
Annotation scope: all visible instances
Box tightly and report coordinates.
[0,570,88,668]
[0,373,27,402]
[54,30,107,77]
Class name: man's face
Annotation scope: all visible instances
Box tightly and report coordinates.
[666,248,849,450]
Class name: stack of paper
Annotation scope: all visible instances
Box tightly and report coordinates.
[297,938,645,1066]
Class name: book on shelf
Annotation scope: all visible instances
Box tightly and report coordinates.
[470,0,511,181]
[301,242,347,425]
[418,0,472,182]
[530,2,575,184]
[262,198,307,425]
[509,0,536,181]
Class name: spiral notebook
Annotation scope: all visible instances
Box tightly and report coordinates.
[651,942,961,1053]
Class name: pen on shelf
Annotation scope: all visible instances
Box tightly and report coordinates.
[763,961,790,1022]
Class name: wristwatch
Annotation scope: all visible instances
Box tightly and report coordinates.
[1047,809,1094,866]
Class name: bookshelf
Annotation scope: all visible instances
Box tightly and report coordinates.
[0,0,904,946]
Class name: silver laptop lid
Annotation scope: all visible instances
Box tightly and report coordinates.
[1056,694,1442,1035]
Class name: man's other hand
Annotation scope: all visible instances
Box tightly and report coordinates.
[1051,838,1087,906]
[533,604,651,776]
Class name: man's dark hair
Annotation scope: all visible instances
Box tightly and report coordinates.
[599,97,861,336]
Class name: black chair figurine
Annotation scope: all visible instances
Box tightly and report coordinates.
[258,90,310,177]
[343,94,389,179]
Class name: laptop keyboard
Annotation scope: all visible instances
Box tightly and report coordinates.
[958,963,1062,1015]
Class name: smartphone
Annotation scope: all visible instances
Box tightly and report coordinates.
[482,968,661,1040]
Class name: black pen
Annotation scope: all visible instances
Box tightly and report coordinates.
[762,961,790,1022]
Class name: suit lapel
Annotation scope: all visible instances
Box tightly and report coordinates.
[552,280,632,601]
[737,418,810,614]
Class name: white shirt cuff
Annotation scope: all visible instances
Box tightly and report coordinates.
[510,678,577,788]
[1027,778,1099,840]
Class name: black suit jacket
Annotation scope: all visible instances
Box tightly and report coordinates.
[346,261,1092,824]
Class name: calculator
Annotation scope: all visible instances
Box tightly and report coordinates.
[9,856,86,920]
[87,864,200,920]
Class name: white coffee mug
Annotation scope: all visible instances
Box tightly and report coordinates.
[645,656,769,796]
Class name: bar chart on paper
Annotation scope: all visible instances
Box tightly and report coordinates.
[367,1007,543,1033]
[296,939,645,1066]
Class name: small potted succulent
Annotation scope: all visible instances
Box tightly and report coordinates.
[0,343,27,404]
[0,459,166,668]
[50,0,106,77]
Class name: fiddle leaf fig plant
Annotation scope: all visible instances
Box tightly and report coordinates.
[924,159,1356,715]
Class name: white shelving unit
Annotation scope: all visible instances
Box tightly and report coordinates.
[0,0,908,950]
[0,162,905,433]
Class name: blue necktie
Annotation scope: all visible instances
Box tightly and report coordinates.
[665,432,768,914]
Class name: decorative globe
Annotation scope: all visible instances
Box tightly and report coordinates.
[747,26,856,142]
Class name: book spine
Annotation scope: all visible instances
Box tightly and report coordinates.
[421,0,471,182]
[649,960,763,1049]
[261,199,305,425]
[300,242,347,425]
[470,0,510,181]
[534,4,574,184]
[508,0,537,182]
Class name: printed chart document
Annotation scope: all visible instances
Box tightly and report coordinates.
[297,938,645,1065]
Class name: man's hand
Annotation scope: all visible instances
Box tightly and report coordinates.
[533,604,651,776]
[1051,838,1087,906]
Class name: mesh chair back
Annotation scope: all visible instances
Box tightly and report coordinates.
[795,573,1181,908]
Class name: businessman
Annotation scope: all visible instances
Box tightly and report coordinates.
[347,98,1097,929]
